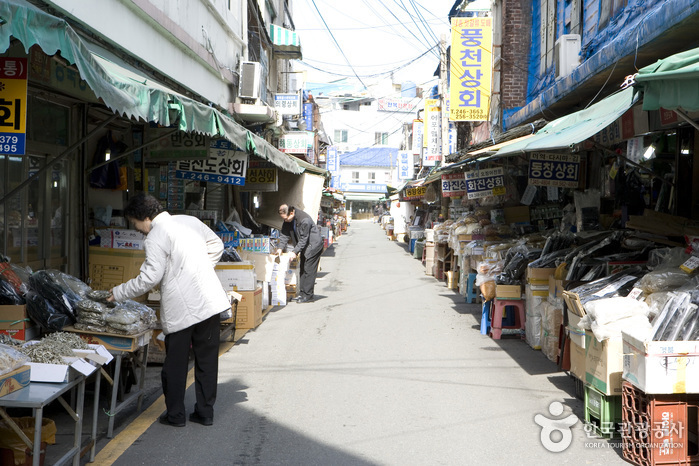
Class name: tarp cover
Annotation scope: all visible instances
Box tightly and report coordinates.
[635,46,699,111]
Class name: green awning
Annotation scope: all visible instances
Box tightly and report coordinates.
[497,87,638,155]
[635,46,699,111]
[269,24,302,59]
[0,0,302,174]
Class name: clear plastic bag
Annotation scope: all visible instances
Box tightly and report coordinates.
[0,343,30,375]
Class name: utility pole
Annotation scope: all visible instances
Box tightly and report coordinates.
[439,34,449,166]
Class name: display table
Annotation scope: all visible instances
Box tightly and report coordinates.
[64,327,152,438]
[0,375,93,466]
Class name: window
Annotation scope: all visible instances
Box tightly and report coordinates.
[334,129,348,143]
[351,171,359,183]
[343,104,350,110]
[374,132,388,145]
[368,172,376,184]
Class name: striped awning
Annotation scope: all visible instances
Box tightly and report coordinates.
[269,24,302,59]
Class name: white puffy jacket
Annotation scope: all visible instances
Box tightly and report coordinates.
[112,212,230,334]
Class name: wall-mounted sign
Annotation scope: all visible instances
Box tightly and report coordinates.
[0,57,28,155]
[404,185,427,200]
[274,93,301,115]
[398,150,414,180]
[424,100,441,166]
[441,173,466,197]
[377,98,419,113]
[412,119,423,156]
[175,139,248,185]
[528,152,580,188]
[465,167,505,199]
[148,129,210,160]
[449,17,493,122]
[240,161,277,192]
[279,131,312,154]
[340,183,387,193]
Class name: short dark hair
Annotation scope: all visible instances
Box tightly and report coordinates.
[279,204,293,215]
[124,192,164,221]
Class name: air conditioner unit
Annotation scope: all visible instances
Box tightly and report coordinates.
[554,34,581,78]
[239,61,261,99]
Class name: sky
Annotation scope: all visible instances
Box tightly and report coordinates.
[292,0,458,94]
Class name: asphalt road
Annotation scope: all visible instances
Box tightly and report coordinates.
[85,220,629,465]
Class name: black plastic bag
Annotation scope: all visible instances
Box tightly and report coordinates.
[25,291,73,331]
[0,277,24,305]
[28,271,76,324]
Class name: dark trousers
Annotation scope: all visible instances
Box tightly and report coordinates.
[299,248,322,299]
[162,313,220,422]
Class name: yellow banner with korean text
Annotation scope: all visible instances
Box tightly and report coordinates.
[449,17,492,122]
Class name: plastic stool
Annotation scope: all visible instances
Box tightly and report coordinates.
[480,300,491,335]
[465,273,479,304]
[490,298,526,340]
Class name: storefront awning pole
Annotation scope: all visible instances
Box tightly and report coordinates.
[86,128,179,173]
[673,109,699,133]
[0,114,118,207]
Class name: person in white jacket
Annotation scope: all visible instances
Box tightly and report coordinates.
[109,192,231,427]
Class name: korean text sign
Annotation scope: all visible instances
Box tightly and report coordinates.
[441,173,466,197]
[175,139,248,185]
[465,167,505,199]
[412,119,423,156]
[398,150,413,180]
[423,99,441,166]
[528,152,580,188]
[449,17,492,122]
[274,93,301,116]
[404,186,427,200]
[0,57,28,155]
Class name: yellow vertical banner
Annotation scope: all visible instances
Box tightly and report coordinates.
[0,57,28,154]
[449,17,492,122]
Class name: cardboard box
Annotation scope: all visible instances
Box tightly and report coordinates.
[0,305,38,341]
[562,290,586,317]
[527,267,556,283]
[496,285,521,299]
[548,276,569,302]
[235,286,263,329]
[567,310,587,349]
[586,335,623,395]
[0,364,30,397]
[239,251,276,282]
[622,330,699,394]
[88,246,146,292]
[215,261,257,291]
[96,229,145,249]
[569,341,587,380]
[66,326,152,352]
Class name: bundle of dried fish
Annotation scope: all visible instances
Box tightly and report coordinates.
[74,322,109,333]
[87,290,115,307]
[105,306,144,334]
[76,299,108,326]
[0,343,30,374]
[41,331,89,350]
[0,334,23,348]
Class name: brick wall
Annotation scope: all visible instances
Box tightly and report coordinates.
[501,0,531,108]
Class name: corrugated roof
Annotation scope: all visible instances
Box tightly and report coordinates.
[339,147,399,167]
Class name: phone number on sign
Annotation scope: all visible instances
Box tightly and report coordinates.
[175,170,246,185]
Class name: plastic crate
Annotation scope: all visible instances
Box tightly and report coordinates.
[621,381,699,466]
[572,375,585,401]
[585,384,623,438]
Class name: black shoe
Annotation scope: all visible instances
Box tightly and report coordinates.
[189,412,213,426]
[159,414,185,427]
[295,295,314,303]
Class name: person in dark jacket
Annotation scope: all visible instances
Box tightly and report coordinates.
[276,204,323,303]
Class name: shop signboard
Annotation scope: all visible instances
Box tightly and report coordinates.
[303,103,314,131]
[327,146,341,188]
[340,183,387,194]
[148,128,210,160]
[274,92,301,115]
[412,119,423,156]
[404,185,427,200]
[398,150,413,180]
[377,97,419,113]
[465,167,505,199]
[448,121,457,155]
[240,161,277,192]
[449,17,493,122]
[0,57,28,155]
[279,132,312,154]
[441,173,466,197]
[175,139,248,185]
[424,100,441,166]
[528,152,580,188]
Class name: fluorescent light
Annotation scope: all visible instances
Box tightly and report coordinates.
[681,149,690,155]
[105,149,111,161]
[643,145,655,159]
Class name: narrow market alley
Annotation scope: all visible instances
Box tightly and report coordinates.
[91,221,628,465]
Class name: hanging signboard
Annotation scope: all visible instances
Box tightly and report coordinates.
[465,167,505,199]
[175,139,248,185]
[279,132,312,154]
[424,100,442,166]
[274,92,301,115]
[412,119,423,156]
[0,57,28,155]
[148,129,210,160]
[327,146,341,188]
[398,150,413,180]
[449,17,493,122]
[377,98,419,113]
[404,186,427,200]
[528,152,580,188]
[240,161,277,192]
[340,183,387,194]
[441,173,467,197]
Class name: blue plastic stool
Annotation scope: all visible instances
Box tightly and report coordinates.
[480,300,491,335]
[465,272,479,304]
